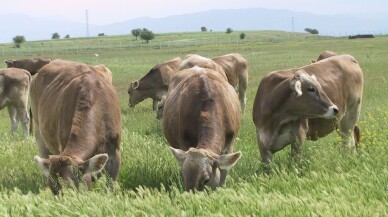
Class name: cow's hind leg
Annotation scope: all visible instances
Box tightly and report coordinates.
[16,105,30,136]
[7,105,18,134]
[338,103,361,152]
[104,149,121,189]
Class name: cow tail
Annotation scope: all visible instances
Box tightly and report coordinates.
[354,125,361,148]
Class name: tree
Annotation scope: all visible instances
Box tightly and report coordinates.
[52,32,60,39]
[64,34,70,39]
[226,28,233,34]
[304,28,319,34]
[140,28,155,43]
[239,33,246,40]
[131,28,141,40]
[201,26,207,32]
[13,35,25,48]
[98,33,105,36]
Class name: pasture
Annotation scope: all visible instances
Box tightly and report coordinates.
[0,31,387,216]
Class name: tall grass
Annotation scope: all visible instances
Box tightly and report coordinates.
[0,31,387,216]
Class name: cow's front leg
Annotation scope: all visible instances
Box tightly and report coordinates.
[291,120,308,164]
[152,99,158,111]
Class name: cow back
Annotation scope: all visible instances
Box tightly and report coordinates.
[163,67,241,153]
[30,59,121,157]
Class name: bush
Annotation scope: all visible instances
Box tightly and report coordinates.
[52,32,60,39]
[140,28,155,43]
[201,27,207,32]
[240,33,246,40]
[304,28,319,34]
[98,33,105,37]
[226,28,233,34]
[12,35,25,48]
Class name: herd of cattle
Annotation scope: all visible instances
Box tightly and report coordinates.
[0,51,363,194]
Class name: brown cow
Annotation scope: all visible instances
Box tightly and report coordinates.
[0,68,31,136]
[163,66,242,191]
[253,55,363,168]
[31,59,121,195]
[212,53,248,112]
[180,54,228,81]
[311,50,337,63]
[5,57,52,75]
[128,57,181,111]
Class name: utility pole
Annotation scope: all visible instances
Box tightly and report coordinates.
[86,10,90,37]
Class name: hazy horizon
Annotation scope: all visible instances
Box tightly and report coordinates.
[1,0,387,25]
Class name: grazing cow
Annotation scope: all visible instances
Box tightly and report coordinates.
[253,55,363,167]
[311,50,337,63]
[128,57,181,111]
[163,66,242,191]
[5,57,52,75]
[0,68,31,136]
[180,54,228,81]
[212,53,249,112]
[31,59,121,195]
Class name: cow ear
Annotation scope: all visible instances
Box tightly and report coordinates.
[34,156,50,177]
[311,74,317,82]
[79,154,109,173]
[170,147,186,166]
[216,151,242,170]
[133,80,139,89]
[290,72,303,97]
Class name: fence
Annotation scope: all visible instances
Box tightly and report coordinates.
[0,33,330,57]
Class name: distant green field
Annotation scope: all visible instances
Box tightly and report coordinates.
[0,31,387,216]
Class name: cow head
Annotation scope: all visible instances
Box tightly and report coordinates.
[4,59,16,67]
[34,154,108,195]
[287,70,338,119]
[127,80,142,107]
[171,147,241,191]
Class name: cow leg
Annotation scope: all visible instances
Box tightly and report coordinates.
[219,169,228,187]
[290,120,308,163]
[16,105,30,136]
[238,90,247,113]
[152,99,158,111]
[7,105,18,134]
[34,123,51,158]
[104,149,121,189]
[238,77,248,113]
[338,103,361,152]
[258,141,273,173]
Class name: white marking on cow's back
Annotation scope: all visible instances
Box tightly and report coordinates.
[192,65,204,73]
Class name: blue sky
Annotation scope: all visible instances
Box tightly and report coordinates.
[1,0,387,25]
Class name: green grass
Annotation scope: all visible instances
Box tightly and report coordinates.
[0,31,387,216]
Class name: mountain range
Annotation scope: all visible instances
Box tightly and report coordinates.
[1,8,387,43]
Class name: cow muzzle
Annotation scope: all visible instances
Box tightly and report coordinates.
[323,105,339,119]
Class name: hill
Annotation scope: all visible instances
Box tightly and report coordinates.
[1,8,388,43]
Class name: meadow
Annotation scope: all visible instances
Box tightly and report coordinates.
[0,31,387,216]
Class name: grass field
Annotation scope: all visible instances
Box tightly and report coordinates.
[0,31,387,216]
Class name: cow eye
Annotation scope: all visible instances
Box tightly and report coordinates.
[307,87,315,92]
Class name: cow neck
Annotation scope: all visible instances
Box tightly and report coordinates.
[196,116,224,155]
[263,108,300,148]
